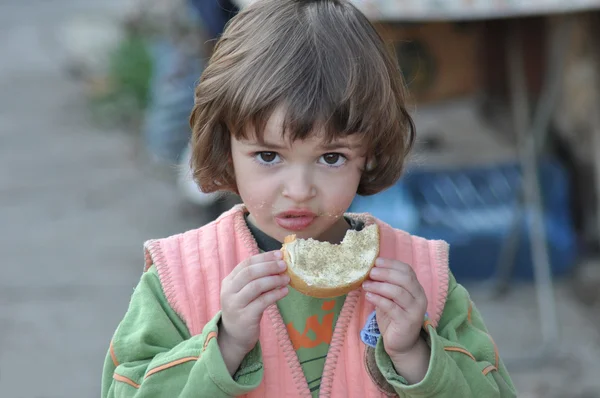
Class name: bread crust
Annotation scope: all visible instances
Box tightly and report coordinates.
[281,227,380,298]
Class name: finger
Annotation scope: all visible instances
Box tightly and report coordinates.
[231,260,287,293]
[363,281,413,310]
[369,268,418,297]
[230,250,284,278]
[369,264,422,299]
[365,292,404,318]
[246,286,289,315]
[374,258,414,272]
[237,274,290,306]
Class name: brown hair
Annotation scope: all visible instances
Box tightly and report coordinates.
[190,0,415,196]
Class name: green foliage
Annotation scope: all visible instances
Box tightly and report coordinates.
[88,34,153,128]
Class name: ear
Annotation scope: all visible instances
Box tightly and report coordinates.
[365,159,376,172]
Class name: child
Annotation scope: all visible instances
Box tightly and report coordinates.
[101,0,517,396]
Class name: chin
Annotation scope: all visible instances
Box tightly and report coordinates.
[271,223,318,240]
[292,223,338,242]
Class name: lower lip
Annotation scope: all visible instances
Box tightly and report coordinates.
[275,215,316,231]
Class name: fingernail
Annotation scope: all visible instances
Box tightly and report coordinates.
[370,268,381,277]
[375,258,384,266]
[278,260,287,270]
[274,251,283,259]
[362,281,372,289]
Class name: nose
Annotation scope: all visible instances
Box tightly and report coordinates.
[281,166,317,202]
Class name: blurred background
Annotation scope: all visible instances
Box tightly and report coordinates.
[2,0,600,397]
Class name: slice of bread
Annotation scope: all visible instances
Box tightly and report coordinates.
[281,224,380,298]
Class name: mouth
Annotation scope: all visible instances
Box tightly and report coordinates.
[275,210,317,231]
[276,209,317,218]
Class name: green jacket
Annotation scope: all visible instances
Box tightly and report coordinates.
[101,264,516,397]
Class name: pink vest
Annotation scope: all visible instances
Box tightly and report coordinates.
[144,205,449,397]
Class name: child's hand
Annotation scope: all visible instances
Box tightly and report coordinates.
[363,258,428,360]
[218,251,289,374]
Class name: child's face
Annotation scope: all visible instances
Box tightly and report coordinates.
[231,108,367,243]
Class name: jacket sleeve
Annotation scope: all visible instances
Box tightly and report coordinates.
[375,272,518,397]
[101,265,263,398]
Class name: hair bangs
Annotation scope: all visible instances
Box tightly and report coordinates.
[223,0,404,152]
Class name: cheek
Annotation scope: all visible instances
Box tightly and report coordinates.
[321,166,362,209]
[235,168,279,213]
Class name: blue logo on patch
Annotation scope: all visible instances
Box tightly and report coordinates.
[360,311,380,348]
[360,311,430,348]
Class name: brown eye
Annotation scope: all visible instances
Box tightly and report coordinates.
[258,152,278,163]
[320,153,346,166]
[323,154,339,164]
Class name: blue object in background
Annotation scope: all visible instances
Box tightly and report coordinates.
[143,38,203,164]
[143,1,239,165]
[189,0,238,39]
[350,158,578,281]
[351,181,420,233]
